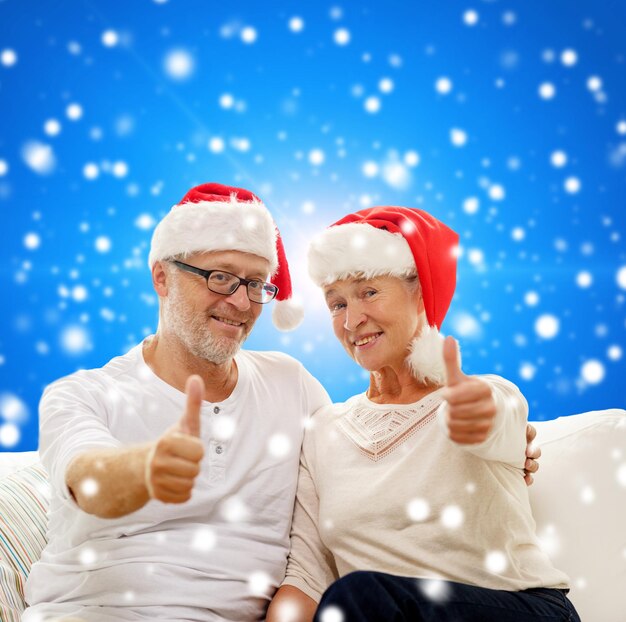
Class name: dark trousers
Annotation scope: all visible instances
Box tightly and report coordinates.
[313,571,581,622]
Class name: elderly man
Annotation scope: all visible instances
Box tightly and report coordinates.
[24,183,538,621]
[24,183,331,622]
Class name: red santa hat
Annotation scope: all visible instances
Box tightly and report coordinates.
[308,206,460,384]
[149,182,303,331]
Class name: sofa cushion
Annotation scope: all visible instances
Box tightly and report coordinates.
[530,409,626,622]
[0,463,50,619]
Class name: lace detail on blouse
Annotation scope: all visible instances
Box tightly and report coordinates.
[337,392,442,462]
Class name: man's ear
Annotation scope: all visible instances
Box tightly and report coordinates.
[152,261,169,297]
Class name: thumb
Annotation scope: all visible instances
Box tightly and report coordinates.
[179,375,204,437]
[443,336,464,387]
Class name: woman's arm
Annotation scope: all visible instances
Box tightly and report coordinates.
[266,585,317,622]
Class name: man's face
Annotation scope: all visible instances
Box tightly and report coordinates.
[161,250,271,364]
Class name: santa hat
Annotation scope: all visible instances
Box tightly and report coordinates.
[308,206,460,384]
[149,182,303,331]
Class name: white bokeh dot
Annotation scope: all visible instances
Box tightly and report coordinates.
[378,77,394,93]
[267,433,291,458]
[561,49,578,66]
[524,291,539,306]
[164,49,194,80]
[101,30,119,47]
[616,266,626,290]
[441,505,464,529]
[24,232,41,250]
[463,197,479,214]
[248,571,271,597]
[319,606,344,622]
[519,363,536,381]
[463,10,479,26]
[219,93,234,109]
[80,478,99,497]
[61,325,90,355]
[22,141,56,174]
[334,28,351,46]
[241,27,257,44]
[404,151,420,167]
[364,96,381,113]
[581,360,604,385]
[309,149,325,166]
[83,162,99,180]
[0,159,7,176]
[95,236,112,253]
[617,121,626,135]
[616,464,626,487]
[0,423,20,448]
[44,119,61,136]
[211,415,236,441]
[607,345,622,361]
[587,76,602,92]
[435,77,453,94]
[564,176,581,194]
[450,128,467,147]
[539,82,556,100]
[550,150,567,168]
[535,314,559,339]
[580,485,595,504]
[511,227,525,241]
[191,527,216,552]
[407,498,430,522]
[362,161,379,177]
[576,271,593,288]
[112,161,128,178]
[1,49,17,67]
[66,103,83,120]
[489,184,505,201]
[79,547,97,565]
[485,550,508,574]
[288,16,304,33]
[208,137,225,153]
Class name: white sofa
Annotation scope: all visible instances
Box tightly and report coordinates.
[0,409,624,621]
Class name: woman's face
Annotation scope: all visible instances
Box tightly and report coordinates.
[323,275,425,372]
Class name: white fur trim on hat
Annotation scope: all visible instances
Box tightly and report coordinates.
[406,323,460,386]
[148,195,278,272]
[272,298,304,332]
[308,222,416,286]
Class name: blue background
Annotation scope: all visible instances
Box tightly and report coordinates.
[1,0,625,451]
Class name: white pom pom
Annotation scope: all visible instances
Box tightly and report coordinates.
[406,323,457,385]
[272,299,304,332]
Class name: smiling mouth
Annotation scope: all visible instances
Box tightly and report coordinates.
[354,333,382,347]
[212,315,244,327]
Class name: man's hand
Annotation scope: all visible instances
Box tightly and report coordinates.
[524,424,541,486]
[441,336,497,445]
[145,375,205,503]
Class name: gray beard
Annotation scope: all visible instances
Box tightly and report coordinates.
[162,283,248,365]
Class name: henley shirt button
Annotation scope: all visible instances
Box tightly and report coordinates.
[213,406,220,414]
[215,445,223,454]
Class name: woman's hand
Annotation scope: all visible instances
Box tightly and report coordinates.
[441,336,497,444]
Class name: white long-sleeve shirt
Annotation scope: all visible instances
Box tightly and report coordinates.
[25,341,330,622]
[283,375,569,601]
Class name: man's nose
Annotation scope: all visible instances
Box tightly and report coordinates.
[225,283,251,310]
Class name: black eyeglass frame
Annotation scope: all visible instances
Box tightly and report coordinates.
[170,260,278,304]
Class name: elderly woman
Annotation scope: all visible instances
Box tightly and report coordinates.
[267,206,579,621]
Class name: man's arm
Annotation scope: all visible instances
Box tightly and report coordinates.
[65,375,205,519]
[266,585,317,622]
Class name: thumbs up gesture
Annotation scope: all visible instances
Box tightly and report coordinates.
[144,375,205,503]
[441,336,497,445]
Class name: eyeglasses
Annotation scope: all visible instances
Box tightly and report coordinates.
[171,260,278,304]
